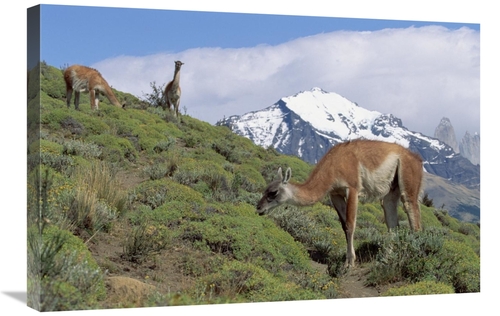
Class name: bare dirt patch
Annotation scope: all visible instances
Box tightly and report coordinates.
[87,217,195,308]
[337,265,381,298]
[105,276,156,306]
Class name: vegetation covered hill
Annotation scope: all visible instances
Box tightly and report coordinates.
[27,62,480,312]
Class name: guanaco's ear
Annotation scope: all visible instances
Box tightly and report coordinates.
[283,167,292,184]
[276,167,283,181]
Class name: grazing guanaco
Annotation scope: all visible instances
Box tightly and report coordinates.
[64,64,125,110]
[257,139,423,267]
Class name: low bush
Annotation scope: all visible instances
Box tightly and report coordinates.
[382,280,454,296]
[180,204,312,274]
[28,225,105,311]
[367,228,480,293]
[367,228,445,285]
[122,221,171,263]
[438,240,480,293]
[131,178,205,209]
[62,139,102,159]
[88,133,137,163]
[195,260,323,303]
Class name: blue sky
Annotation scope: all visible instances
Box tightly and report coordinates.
[41,5,479,68]
[38,3,481,140]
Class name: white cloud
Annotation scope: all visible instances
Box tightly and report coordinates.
[93,25,479,139]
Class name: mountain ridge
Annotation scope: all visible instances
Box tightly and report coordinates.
[217,87,479,188]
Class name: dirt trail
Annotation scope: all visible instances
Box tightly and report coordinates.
[337,266,380,298]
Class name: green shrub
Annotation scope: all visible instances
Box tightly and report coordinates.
[28,225,105,311]
[233,164,266,192]
[195,260,322,303]
[143,150,181,180]
[356,207,387,232]
[181,204,312,274]
[62,139,102,159]
[269,204,346,264]
[211,139,244,163]
[88,133,137,163]
[153,137,176,153]
[433,209,461,231]
[40,63,66,98]
[367,228,445,285]
[122,220,171,263]
[40,151,74,173]
[40,139,63,154]
[367,228,480,293]
[178,250,226,278]
[447,230,480,257]
[382,280,454,296]
[438,240,480,293]
[420,205,443,228]
[131,179,205,209]
[69,111,111,135]
[183,131,203,148]
[172,158,239,202]
[142,163,170,180]
[141,81,166,108]
[268,206,318,246]
[128,201,208,230]
[457,222,480,238]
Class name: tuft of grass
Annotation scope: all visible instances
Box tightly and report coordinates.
[66,161,128,235]
[122,221,170,264]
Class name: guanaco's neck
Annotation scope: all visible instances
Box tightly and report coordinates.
[171,68,181,89]
[100,84,122,107]
[287,180,330,206]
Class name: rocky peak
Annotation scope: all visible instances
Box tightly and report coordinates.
[434,117,459,153]
[459,131,480,165]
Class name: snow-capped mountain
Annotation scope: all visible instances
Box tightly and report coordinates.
[217,87,480,190]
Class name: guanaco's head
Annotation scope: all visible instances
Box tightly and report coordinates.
[174,60,184,69]
[256,167,292,215]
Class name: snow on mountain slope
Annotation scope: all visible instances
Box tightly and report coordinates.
[283,87,381,140]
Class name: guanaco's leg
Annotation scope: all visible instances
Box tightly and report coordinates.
[74,90,80,110]
[344,187,359,267]
[89,89,97,110]
[95,90,100,110]
[66,88,73,108]
[330,192,347,233]
[331,188,358,267]
[382,185,400,230]
[399,160,423,231]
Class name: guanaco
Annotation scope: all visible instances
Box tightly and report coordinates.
[64,64,125,110]
[257,139,423,267]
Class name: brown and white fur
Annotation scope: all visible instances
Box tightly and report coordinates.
[163,60,184,117]
[64,65,125,110]
[257,139,423,267]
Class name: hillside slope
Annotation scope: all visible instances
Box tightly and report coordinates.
[27,63,480,311]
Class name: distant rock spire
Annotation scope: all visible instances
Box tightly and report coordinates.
[434,117,459,153]
[460,131,480,165]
